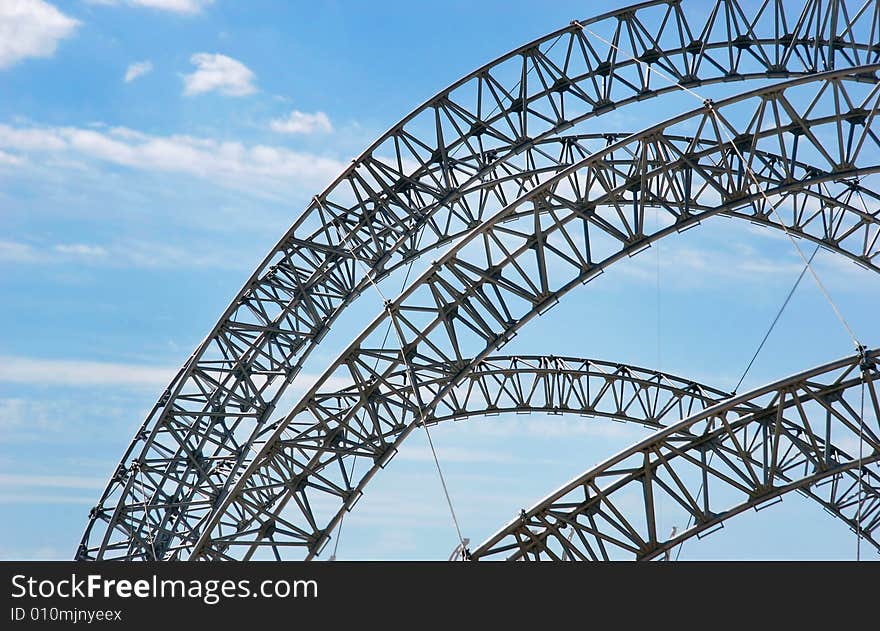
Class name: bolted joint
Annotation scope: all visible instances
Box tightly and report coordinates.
[112,464,128,483]
[857,344,873,372]
[258,519,276,539]
[74,544,91,561]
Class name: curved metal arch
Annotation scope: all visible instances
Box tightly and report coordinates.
[270,354,880,560]
[218,130,880,561]
[190,68,880,561]
[79,0,880,561]
[314,355,733,429]
[93,121,880,562]
[471,350,880,561]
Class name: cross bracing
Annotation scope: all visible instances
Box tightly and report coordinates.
[187,68,880,561]
[471,350,880,561]
[78,0,880,561]
[275,354,880,560]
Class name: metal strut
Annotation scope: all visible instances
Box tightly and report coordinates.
[81,1,880,561]
[331,215,468,556]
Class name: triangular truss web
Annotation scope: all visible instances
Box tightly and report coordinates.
[78,0,880,562]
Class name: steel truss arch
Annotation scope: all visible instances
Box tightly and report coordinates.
[79,0,880,561]
[306,355,736,429]
[471,350,880,561]
[206,128,880,560]
[93,114,880,562]
[189,68,880,561]
[277,354,880,559]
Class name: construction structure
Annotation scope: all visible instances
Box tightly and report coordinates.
[77,0,880,561]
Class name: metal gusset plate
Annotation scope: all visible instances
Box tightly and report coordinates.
[472,350,880,560]
[81,0,880,561]
[190,67,880,560]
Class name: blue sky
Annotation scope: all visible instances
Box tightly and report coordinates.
[1,0,879,561]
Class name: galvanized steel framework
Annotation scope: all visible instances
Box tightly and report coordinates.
[190,68,880,561]
[248,354,880,559]
[78,0,880,561]
[471,351,880,561]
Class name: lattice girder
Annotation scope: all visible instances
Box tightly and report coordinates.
[188,67,880,560]
[471,350,880,560]
[268,354,880,559]
[80,0,880,560]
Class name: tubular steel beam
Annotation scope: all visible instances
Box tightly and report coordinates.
[471,350,880,561]
[280,354,880,560]
[80,0,880,561]
[188,68,880,561]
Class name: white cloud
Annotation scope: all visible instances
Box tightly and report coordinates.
[0,122,345,194]
[90,0,213,14]
[0,0,79,69]
[0,355,176,387]
[617,241,806,287]
[612,236,871,294]
[0,240,42,263]
[270,110,333,135]
[53,243,108,257]
[0,398,70,438]
[131,0,212,12]
[0,240,103,265]
[0,396,146,443]
[0,473,104,490]
[183,53,256,96]
[0,238,251,270]
[0,149,25,165]
[0,494,95,505]
[124,60,153,82]
[0,353,345,396]
[0,123,66,151]
[106,239,246,269]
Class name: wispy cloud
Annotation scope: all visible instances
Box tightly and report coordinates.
[52,243,108,257]
[0,238,253,270]
[124,60,153,82]
[0,240,43,263]
[270,110,333,134]
[0,396,139,443]
[0,0,79,70]
[90,0,213,14]
[619,240,803,286]
[0,355,176,387]
[396,444,558,466]
[0,122,345,194]
[107,239,247,269]
[0,473,105,490]
[0,493,95,505]
[183,53,256,96]
[0,149,25,165]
